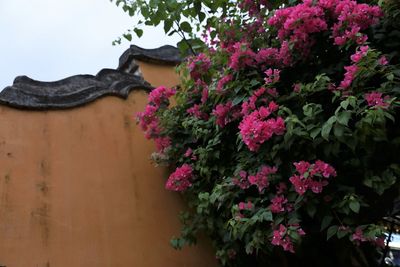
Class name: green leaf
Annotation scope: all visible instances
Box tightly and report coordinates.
[123,33,132,41]
[321,216,333,231]
[310,128,321,139]
[327,225,338,240]
[321,117,336,140]
[134,28,143,38]
[349,200,360,213]
[337,111,351,126]
[232,95,245,105]
[164,20,173,33]
[180,21,192,33]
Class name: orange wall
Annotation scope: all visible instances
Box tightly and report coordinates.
[0,64,216,267]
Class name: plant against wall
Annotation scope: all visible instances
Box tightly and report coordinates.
[117,0,400,266]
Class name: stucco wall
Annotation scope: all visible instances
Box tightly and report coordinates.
[0,63,216,266]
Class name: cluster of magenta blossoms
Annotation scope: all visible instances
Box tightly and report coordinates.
[289,161,337,195]
[137,86,176,152]
[137,0,400,265]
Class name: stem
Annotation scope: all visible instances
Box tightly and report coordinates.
[174,21,196,56]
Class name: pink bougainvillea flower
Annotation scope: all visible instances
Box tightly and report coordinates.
[290,160,336,195]
[238,200,253,211]
[378,56,389,66]
[228,42,256,71]
[216,74,233,93]
[165,164,193,191]
[364,91,390,109]
[233,170,250,189]
[271,224,295,253]
[239,102,285,152]
[270,195,288,213]
[187,53,211,80]
[248,165,277,192]
[212,101,241,128]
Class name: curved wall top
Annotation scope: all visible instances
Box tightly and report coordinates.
[0,45,181,110]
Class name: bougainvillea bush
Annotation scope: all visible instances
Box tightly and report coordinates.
[136,0,400,266]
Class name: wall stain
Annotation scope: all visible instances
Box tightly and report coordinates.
[40,160,51,178]
[4,174,10,184]
[36,181,49,196]
[31,203,50,246]
[123,114,131,129]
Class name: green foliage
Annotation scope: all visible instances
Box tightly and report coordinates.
[133,0,400,266]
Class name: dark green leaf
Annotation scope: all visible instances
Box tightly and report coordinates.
[321,216,333,231]
[327,225,338,240]
[180,21,192,33]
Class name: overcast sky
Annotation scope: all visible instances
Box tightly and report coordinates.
[0,0,181,89]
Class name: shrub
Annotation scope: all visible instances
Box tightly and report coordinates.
[136,0,400,266]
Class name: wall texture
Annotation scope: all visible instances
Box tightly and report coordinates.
[0,48,216,267]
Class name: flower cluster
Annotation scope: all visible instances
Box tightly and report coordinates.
[270,195,289,213]
[325,0,383,46]
[212,101,241,128]
[271,224,305,253]
[165,164,194,191]
[268,0,327,56]
[239,103,285,151]
[188,53,211,80]
[364,91,390,109]
[352,228,385,248]
[228,42,256,71]
[289,160,337,195]
[238,200,254,211]
[137,86,176,152]
[233,165,277,192]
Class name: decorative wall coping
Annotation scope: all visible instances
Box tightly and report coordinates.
[0,45,181,110]
[0,69,153,110]
[118,45,181,71]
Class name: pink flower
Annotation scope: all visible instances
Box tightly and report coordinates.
[228,42,256,71]
[350,46,369,63]
[148,86,176,107]
[238,200,253,210]
[294,161,311,175]
[378,56,389,66]
[233,170,250,189]
[268,1,327,58]
[352,228,367,245]
[187,104,209,120]
[212,101,241,128]
[187,53,211,80]
[338,65,358,90]
[256,48,279,66]
[364,91,390,109]
[289,174,307,195]
[248,165,277,192]
[313,160,337,178]
[264,68,281,84]
[271,224,295,253]
[165,164,193,191]
[270,195,288,213]
[216,74,233,93]
[154,137,171,153]
[293,83,301,93]
[201,88,209,104]
[290,160,336,195]
[184,148,193,157]
[239,103,285,152]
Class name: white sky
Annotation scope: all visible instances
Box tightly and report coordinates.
[0,0,181,89]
